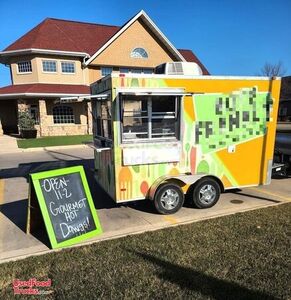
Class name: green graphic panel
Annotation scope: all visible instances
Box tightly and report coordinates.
[195,87,271,154]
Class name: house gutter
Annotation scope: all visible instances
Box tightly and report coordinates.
[0,49,90,63]
[0,92,91,99]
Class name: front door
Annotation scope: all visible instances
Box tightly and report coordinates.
[0,99,18,134]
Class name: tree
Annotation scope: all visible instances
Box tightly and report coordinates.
[259,61,287,77]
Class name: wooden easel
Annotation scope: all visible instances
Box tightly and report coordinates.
[26,177,45,234]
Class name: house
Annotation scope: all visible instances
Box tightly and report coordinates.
[277,76,291,131]
[0,10,209,137]
[279,76,291,120]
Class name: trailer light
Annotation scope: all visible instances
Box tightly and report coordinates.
[120,188,127,191]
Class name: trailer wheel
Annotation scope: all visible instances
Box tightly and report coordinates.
[192,178,220,209]
[154,183,184,215]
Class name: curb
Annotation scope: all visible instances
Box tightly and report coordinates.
[1,144,93,154]
[22,144,92,152]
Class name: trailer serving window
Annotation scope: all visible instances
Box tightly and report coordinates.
[95,99,112,140]
[121,95,180,142]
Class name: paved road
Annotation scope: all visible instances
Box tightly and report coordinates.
[0,147,113,209]
[0,147,93,169]
[0,146,290,263]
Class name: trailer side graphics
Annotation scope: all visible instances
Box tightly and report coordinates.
[92,76,280,203]
[113,88,272,200]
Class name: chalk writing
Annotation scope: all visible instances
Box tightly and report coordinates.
[60,216,90,238]
[42,177,72,200]
[39,173,96,243]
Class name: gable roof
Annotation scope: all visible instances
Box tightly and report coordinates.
[84,10,185,65]
[1,10,209,74]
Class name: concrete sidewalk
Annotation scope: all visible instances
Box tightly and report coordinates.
[0,135,21,154]
[0,175,290,264]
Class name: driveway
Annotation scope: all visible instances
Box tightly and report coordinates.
[0,146,290,263]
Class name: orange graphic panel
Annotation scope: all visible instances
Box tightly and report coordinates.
[216,136,265,186]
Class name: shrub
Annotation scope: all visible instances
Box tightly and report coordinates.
[18,109,35,130]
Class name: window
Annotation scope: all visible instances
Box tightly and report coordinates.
[143,68,153,74]
[29,105,39,125]
[119,68,129,73]
[18,61,32,73]
[121,95,180,142]
[61,62,75,73]
[131,68,143,74]
[53,105,75,124]
[101,67,113,77]
[95,100,112,139]
[42,60,57,72]
[130,48,148,58]
[119,67,153,74]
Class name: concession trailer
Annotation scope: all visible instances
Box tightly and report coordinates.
[90,72,281,214]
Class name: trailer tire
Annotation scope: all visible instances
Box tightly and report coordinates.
[154,183,184,215]
[192,178,220,209]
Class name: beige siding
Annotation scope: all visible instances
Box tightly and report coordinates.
[89,19,176,68]
[88,66,123,84]
[36,56,88,85]
[11,56,39,84]
[88,66,102,84]
[10,55,89,85]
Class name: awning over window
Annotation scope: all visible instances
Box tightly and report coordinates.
[59,94,109,103]
[117,88,192,96]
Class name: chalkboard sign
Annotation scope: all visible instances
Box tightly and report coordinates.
[28,166,102,249]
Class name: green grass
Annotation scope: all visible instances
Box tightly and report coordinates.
[17,135,93,149]
[1,203,290,299]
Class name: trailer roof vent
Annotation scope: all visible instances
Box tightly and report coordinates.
[155,62,203,76]
[168,62,183,75]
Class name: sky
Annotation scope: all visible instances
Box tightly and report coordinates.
[0,0,290,86]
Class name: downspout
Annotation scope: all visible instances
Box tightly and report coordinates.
[6,64,14,85]
[82,54,91,134]
[82,54,90,85]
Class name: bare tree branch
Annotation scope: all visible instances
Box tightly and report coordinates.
[259,61,287,76]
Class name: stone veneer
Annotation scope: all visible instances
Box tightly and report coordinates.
[42,125,88,136]
[0,119,3,136]
[17,98,91,137]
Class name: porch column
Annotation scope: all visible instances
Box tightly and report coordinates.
[87,101,93,134]
[17,99,27,134]
[39,99,48,137]
[0,119,3,136]
[17,99,27,111]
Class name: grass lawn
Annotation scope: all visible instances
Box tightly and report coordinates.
[1,203,290,299]
[17,135,93,149]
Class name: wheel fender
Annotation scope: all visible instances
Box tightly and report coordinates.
[148,173,214,200]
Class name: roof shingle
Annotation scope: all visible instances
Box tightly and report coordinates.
[4,18,120,56]
[0,83,90,96]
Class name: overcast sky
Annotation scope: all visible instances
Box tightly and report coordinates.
[0,0,290,86]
